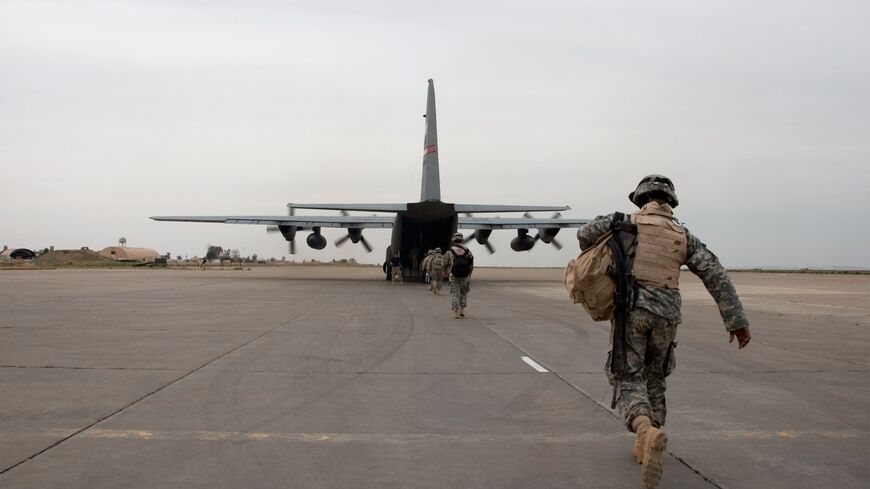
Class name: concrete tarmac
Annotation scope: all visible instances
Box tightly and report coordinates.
[0,267,867,488]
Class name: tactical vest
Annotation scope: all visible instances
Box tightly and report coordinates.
[430,254,445,272]
[630,202,687,289]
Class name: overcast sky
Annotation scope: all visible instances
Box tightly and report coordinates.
[2,0,868,268]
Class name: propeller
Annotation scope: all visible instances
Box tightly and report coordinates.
[266,206,297,254]
[527,212,563,250]
[461,213,495,254]
[334,211,373,253]
[335,230,373,253]
[463,230,495,254]
[482,239,495,254]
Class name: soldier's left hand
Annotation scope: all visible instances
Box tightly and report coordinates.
[729,327,751,349]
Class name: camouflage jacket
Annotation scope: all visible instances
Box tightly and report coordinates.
[428,252,447,274]
[420,253,434,272]
[577,213,749,332]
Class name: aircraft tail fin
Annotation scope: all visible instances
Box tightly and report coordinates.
[420,78,441,201]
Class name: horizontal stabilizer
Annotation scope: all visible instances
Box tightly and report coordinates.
[286,203,408,213]
[454,204,570,214]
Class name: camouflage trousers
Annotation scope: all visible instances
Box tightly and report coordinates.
[449,275,471,311]
[606,307,678,431]
[430,270,444,294]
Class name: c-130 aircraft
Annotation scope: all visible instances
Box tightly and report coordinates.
[152,79,589,280]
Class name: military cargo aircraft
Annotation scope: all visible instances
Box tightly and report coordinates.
[152,79,589,280]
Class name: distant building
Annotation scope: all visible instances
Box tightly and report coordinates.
[0,247,37,260]
[98,246,159,262]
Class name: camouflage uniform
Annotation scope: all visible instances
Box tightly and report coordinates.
[448,276,471,310]
[429,253,447,295]
[445,245,473,312]
[420,251,434,286]
[390,257,403,284]
[578,211,748,429]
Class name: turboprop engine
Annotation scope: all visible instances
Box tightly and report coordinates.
[278,225,296,242]
[266,223,299,254]
[510,229,536,252]
[536,227,563,249]
[335,227,373,252]
[306,227,327,250]
[463,229,495,254]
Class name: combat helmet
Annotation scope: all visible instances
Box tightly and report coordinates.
[434,247,442,253]
[451,232,464,243]
[629,174,679,208]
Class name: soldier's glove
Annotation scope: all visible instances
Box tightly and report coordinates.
[729,327,751,349]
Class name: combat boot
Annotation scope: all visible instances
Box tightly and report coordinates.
[459,307,465,317]
[633,416,667,489]
[454,310,461,319]
[631,416,651,464]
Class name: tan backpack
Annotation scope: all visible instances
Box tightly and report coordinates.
[564,231,616,321]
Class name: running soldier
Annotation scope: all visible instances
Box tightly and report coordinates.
[577,175,751,489]
[428,248,447,295]
[445,233,474,318]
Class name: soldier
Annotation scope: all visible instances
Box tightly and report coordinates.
[420,249,435,286]
[428,248,447,295]
[577,175,751,489]
[445,233,474,318]
[390,254,403,285]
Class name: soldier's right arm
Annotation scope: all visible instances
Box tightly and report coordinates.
[577,214,614,250]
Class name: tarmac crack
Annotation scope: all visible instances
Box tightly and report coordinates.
[0,365,186,371]
[0,291,345,478]
[201,369,544,375]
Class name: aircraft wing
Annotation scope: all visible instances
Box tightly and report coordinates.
[150,215,394,228]
[458,216,589,230]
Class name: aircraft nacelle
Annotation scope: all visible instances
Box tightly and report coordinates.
[510,229,536,252]
[474,229,493,245]
[307,228,327,250]
[538,227,560,244]
[347,228,363,244]
[278,225,297,242]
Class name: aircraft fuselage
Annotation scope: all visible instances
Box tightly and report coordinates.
[386,200,458,280]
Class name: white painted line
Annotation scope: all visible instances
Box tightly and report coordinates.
[521,356,549,373]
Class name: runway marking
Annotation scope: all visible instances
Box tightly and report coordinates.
[69,428,867,443]
[521,356,548,373]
